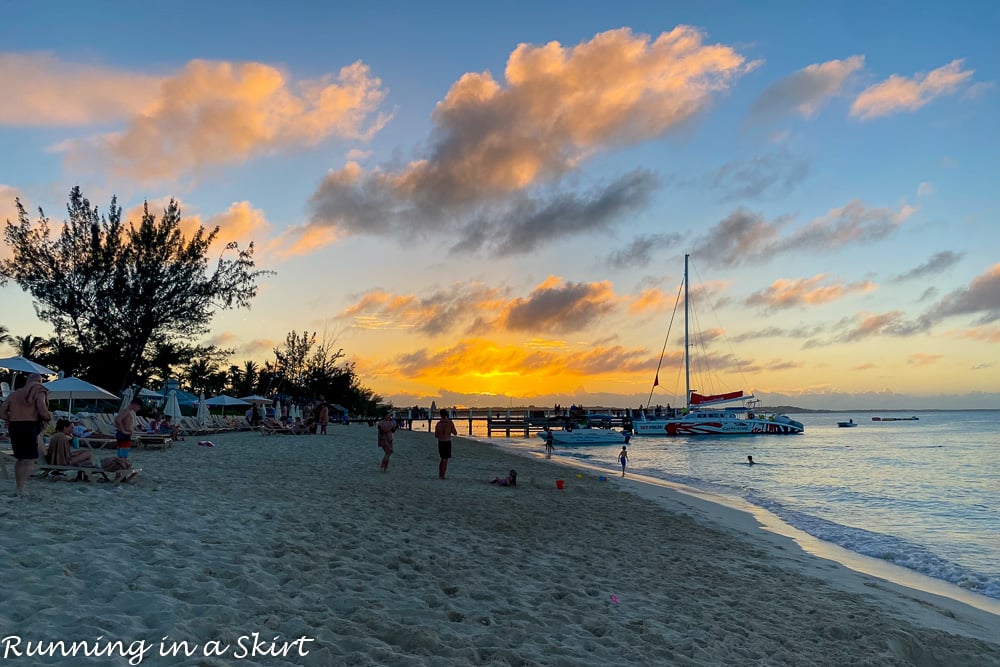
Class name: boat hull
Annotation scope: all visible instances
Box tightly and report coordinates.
[539,429,630,446]
[633,415,804,436]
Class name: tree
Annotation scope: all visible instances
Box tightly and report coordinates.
[0,187,272,390]
[12,334,52,360]
[0,325,11,348]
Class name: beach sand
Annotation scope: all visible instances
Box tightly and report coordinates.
[1,426,998,666]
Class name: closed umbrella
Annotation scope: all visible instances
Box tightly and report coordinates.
[273,399,282,420]
[119,387,134,413]
[196,392,209,426]
[163,390,182,419]
[43,376,117,413]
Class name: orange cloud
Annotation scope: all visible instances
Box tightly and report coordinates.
[482,276,622,334]
[950,326,1000,343]
[340,283,507,336]
[0,52,159,126]
[907,353,942,367]
[851,59,975,120]
[60,59,390,182]
[305,27,751,252]
[628,287,673,314]
[746,275,877,310]
[124,199,272,254]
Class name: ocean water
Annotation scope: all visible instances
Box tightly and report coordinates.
[477,411,1000,602]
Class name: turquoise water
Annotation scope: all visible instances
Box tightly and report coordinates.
[480,411,1000,601]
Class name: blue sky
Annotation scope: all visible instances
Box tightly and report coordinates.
[1,1,998,409]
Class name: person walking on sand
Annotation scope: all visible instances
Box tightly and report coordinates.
[377,411,397,471]
[543,426,554,459]
[114,397,142,460]
[0,372,52,496]
[618,445,629,476]
[434,408,458,479]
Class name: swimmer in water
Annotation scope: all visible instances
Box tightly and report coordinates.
[747,455,754,465]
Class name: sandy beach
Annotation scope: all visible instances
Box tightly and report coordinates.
[2,426,998,666]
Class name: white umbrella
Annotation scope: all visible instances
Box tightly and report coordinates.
[0,355,57,376]
[196,391,209,426]
[239,394,273,405]
[273,399,282,419]
[205,394,250,416]
[43,376,117,413]
[119,386,134,413]
[137,387,162,399]
[163,390,182,419]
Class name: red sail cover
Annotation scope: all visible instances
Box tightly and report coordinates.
[690,390,744,406]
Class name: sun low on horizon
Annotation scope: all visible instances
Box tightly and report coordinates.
[1,2,998,410]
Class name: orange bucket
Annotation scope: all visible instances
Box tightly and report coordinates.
[556,479,565,490]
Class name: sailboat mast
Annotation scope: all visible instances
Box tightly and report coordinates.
[684,253,690,409]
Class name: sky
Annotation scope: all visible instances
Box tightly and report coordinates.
[1,1,998,410]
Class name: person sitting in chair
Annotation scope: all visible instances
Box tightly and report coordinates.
[46,418,95,481]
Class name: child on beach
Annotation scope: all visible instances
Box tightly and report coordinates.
[490,470,517,487]
[619,446,629,476]
[377,411,397,472]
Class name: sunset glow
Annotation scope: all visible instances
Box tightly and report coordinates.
[1,3,997,410]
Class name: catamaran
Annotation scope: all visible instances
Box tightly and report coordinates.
[632,254,805,437]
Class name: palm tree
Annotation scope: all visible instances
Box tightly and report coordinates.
[185,358,218,394]
[0,325,12,348]
[241,360,259,395]
[13,334,52,359]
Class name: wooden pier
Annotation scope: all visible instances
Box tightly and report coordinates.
[399,408,632,439]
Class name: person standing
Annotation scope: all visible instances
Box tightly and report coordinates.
[0,372,52,495]
[543,426,554,459]
[434,408,458,479]
[618,445,629,476]
[377,411,397,472]
[316,396,330,435]
[113,397,142,460]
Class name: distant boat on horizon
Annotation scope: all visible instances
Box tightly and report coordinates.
[632,254,804,437]
[872,416,920,421]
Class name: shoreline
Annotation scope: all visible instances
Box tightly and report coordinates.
[2,426,998,665]
[485,439,1000,628]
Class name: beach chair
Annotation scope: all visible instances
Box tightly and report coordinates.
[136,433,172,450]
[38,437,141,484]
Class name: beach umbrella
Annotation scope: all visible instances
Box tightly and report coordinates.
[205,394,250,416]
[0,355,57,376]
[431,400,437,413]
[163,390,182,419]
[273,399,282,419]
[196,391,209,426]
[119,386,134,413]
[239,394,273,405]
[137,387,162,399]
[42,376,117,413]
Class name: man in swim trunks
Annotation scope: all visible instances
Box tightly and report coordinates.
[114,397,142,459]
[434,408,458,479]
[0,373,52,495]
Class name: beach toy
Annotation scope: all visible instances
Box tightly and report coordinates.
[555,479,565,490]
[575,474,583,479]
[598,476,607,482]
[610,594,619,604]
[198,440,214,447]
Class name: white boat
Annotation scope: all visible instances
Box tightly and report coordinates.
[837,420,858,428]
[539,427,630,446]
[632,254,804,437]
